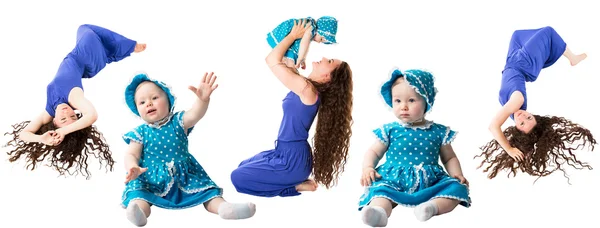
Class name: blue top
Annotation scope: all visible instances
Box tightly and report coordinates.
[498,67,527,112]
[45,24,136,117]
[276,91,320,142]
[46,55,85,117]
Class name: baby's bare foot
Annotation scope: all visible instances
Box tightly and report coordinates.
[134,43,147,53]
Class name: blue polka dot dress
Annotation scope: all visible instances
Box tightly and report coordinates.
[121,111,222,209]
[358,121,471,210]
[266,17,318,64]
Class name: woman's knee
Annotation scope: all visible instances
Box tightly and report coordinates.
[230,167,247,186]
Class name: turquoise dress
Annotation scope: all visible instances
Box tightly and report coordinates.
[266,17,317,64]
[121,111,222,209]
[358,121,471,210]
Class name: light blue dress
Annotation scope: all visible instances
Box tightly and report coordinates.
[121,111,222,209]
[266,17,317,65]
[358,121,471,210]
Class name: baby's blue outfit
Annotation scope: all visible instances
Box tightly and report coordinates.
[499,26,567,120]
[358,121,471,210]
[266,16,337,64]
[121,73,222,209]
[359,68,471,210]
[121,111,222,209]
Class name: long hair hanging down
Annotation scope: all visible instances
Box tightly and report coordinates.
[3,120,115,179]
[475,115,595,184]
[307,62,354,189]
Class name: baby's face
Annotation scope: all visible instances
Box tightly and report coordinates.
[134,81,170,123]
[391,78,426,123]
[313,34,325,43]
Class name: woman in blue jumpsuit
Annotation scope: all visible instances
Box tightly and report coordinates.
[5,24,146,179]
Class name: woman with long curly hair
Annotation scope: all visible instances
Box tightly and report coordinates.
[230,19,353,197]
[475,26,595,182]
[4,24,146,179]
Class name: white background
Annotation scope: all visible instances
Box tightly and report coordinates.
[1,0,598,227]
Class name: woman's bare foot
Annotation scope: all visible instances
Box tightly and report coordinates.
[134,43,147,53]
[570,53,587,66]
[295,179,318,192]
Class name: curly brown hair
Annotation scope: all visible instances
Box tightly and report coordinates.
[3,119,115,180]
[305,61,353,188]
[475,115,595,184]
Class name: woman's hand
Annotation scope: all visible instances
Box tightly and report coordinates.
[39,131,60,146]
[289,19,312,40]
[506,147,525,161]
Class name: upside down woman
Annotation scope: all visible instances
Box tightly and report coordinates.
[4,24,146,179]
[475,26,595,183]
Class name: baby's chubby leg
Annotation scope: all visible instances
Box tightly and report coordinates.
[126,200,151,227]
[362,198,393,227]
[204,197,256,220]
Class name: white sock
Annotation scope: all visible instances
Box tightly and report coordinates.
[361,206,388,227]
[414,201,438,222]
[218,202,256,220]
[126,203,148,227]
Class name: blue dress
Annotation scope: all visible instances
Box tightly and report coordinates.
[266,18,317,65]
[499,26,567,119]
[358,121,471,210]
[230,91,320,197]
[45,24,137,117]
[121,111,223,209]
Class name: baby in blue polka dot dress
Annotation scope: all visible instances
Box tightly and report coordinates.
[358,68,472,227]
[120,72,256,226]
[266,16,338,71]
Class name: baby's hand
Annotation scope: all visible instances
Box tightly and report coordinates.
[361,167,382,187]
[189,72,219,102]
[125,166,148,184]
[452,174,469,187]
[295,59,306,70]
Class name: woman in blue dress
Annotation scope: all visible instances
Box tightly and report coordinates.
[476,26,595,183]
[266,16,338,71]
[231,19,353,197]
[358,68,471,226]
[4,24,146,179]
[121,72,256,227]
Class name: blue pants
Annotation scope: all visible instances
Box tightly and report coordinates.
[73,24,137,78]
[505,26,567,82]
[230,141,313,197]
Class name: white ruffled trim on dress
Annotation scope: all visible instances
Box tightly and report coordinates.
[120,160,223,210]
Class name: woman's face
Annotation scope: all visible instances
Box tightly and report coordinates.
[310,57,342,83]
[514,110,536,133]
[53,103,78,128]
